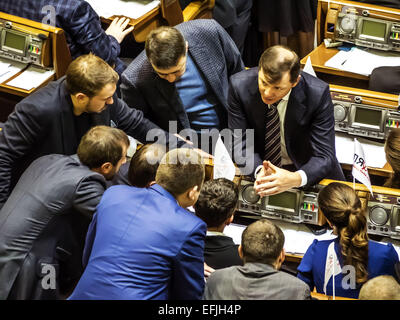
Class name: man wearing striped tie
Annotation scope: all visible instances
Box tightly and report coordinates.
[228,45,345,196]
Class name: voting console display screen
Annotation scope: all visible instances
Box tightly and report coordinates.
[3,30,26,53]
[354,106,382,128]
[267,192,297,214]
[361,19,386,41]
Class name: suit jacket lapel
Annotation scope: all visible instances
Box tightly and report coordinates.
[250,82,267,139]
[155,75,190,128]
[59,81,78,155]
[284,77,307,161]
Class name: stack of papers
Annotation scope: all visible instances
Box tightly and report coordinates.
[0,58,27,84]
[6,65,54,91]
[325,47,400,76]
[86,0,160,19]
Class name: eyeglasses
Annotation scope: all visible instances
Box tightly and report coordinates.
[153,54,187,79]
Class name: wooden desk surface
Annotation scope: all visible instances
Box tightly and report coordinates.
[101,5,162,43]
[300,44,369,81]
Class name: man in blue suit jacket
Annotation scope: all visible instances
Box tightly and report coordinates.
[69,148,207,300]
[229,45,344,195]
[121,19,244,138]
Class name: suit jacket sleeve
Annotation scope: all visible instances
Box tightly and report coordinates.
[228,79,262,176]
[82,211,98,268]
[72,175,105,218]
[111,98,168,145]
[298,86,337,185]
[120,73,152,116]
[0,102,48,209]
[215,21,245,76]
[68,1,124,74]
[170,221,206,300]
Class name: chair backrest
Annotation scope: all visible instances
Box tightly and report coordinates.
[161,0,184,26]
[183,0,215,21]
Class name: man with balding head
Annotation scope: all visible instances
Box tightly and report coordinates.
[359,275,400,300]
[203,219,311,300]
[228,45,344,195]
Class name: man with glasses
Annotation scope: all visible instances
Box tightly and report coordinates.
[121,20,244,152]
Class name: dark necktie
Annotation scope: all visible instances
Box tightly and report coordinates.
[264,100,282,167]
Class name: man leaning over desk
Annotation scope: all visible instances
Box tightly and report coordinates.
[0,53,167,210]
[228,45,345,196]
[120,19,244,145]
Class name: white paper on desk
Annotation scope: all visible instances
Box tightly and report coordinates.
[224,223,246,245]
[325,47,400,76]
[0,57,26,84]
[213,134,236,181]
[303,56,317,78]
[283,229,337,255]
[6,66,55,91]
[335,132,386,168]
[86,0,160,19]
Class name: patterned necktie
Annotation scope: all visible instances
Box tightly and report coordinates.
[264,100,282,167]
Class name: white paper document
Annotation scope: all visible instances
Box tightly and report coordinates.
[325,47,400,76]
[213,135,236,181]
[335,132,386,168]
[86,0,160,19]
[224,220,337,255]
[303,56,317,77]
[0,57,27,84]
[6,66,55,91]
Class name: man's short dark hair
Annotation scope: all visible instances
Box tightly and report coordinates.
[128,143,167,188]
[259,45,300,84]
[156,148,204,197]
[77,126,129,168]
[145,26,186,69]
[194,178,238,228]
[66,53,119,97]
[241,219,285,265]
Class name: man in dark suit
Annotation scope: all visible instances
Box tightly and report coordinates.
[212,0,253,55]
[0,0,133,75]
[0,53,167,209]
[194,178,243,270]
[203,219,311,299]
[121,19,244,151]
[69,148,206,300]
[0,126,129,300]
[228,45,344,196]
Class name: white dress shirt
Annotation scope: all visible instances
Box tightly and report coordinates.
[255,89,307,187]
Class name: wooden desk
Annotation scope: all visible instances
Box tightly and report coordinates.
[311,291,357,300]
[99,0,214,43]
[0,12,71,121]
[300,44,369,89]
[341,162,393,178]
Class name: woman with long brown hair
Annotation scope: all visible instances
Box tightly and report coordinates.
[384,128,400,189]
[297,182,398,298]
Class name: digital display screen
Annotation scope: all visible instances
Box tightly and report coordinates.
[268,192,297,213]
[354,107,382,127]
[361,19,386,40]
[4,31,25,52]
